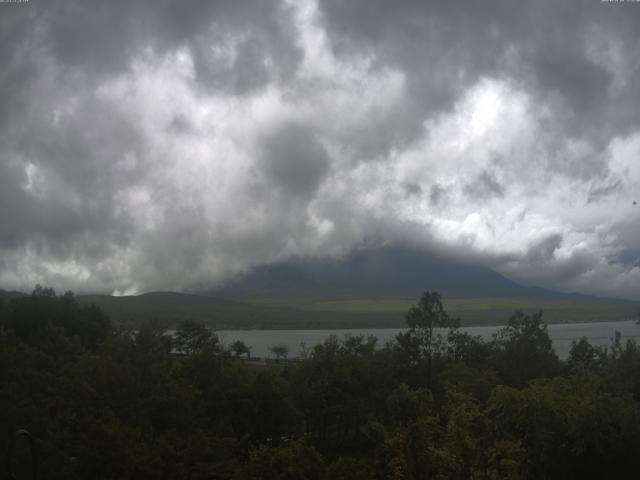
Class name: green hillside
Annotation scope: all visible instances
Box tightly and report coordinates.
[245,296,639,325]
[0,289,27,300]
[76,292,640,329]
[76,292,401,330]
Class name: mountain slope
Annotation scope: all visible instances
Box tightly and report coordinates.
[0,289,28,300]
[211,245,622,302]
[4,247,637,329]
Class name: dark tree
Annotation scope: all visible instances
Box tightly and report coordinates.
[173,320,215,354]
[2,287,110,346]
[567,336,601,370]
[270,343,290,360]
[493,310,560,385]
[231,339,252,359]
[396,291,458,388]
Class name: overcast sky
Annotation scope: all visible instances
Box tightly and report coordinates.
[1,0,640,298]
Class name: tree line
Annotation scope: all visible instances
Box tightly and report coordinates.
[2,287,640,479]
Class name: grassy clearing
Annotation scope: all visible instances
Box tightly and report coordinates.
[79,293,639,329]
[250,297,639,325]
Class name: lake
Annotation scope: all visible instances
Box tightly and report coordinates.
[217,320,640,359]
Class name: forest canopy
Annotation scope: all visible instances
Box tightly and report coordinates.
[2,288,640,479]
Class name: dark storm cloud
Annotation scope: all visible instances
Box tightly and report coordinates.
[0,161,38,248]
[587,176,623,204]
[3,0,300,90]
[429,185,446,207]
[530,47,612,121]
[318,0,640,164]
[403,182,422,197]
[611,219,640,268]
[463,170,505,200]
[167,114,193,135]
[1,0,640,298]
[504,242,599,288]
[0,159,119,250]
[486,231,600,294]
[189,11,302,95]
[0,0,305,291]
[316,0,515,155]
[0,6,42,132]
[259,123,331,199]
[0,74,142,249]
[524,234,564,267]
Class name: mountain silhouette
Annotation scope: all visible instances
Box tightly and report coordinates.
[212,245,623,301]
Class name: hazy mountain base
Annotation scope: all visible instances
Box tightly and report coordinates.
[76,292,639,330]
[210,246,617,301]
[9,245,639,329]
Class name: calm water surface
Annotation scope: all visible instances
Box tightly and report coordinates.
[217,321,640,359]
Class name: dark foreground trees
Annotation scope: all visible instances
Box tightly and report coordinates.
[395,291,462,390]
[1,286,110,346]
[3,288,640,478]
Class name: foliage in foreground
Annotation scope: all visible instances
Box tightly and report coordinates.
[2,288,640,479]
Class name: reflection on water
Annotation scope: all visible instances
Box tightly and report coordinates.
[217,321,640,360]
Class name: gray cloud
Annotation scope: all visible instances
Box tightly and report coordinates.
[318,0,640,168]
[403,182,422,197]
[258,123,331,199]
[463,170,505,200]
[3,0,300,92]
[1,0,640,299]
[587,176,623,204]
[429,185,446,207]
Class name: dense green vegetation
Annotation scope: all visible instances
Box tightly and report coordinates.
[75,291,639,330]
[3,287,640,478]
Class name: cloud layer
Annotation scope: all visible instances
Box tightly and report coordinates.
[1,0,640,298]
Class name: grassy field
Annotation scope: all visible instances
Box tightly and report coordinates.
[246,297,640,325]
[77,292,640,330]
